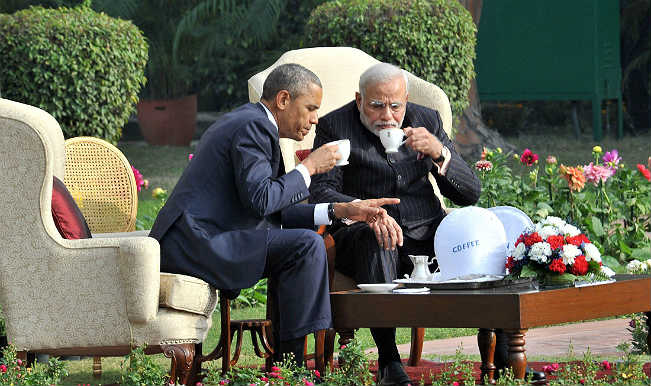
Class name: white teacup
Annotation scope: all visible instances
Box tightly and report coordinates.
[379,128,405,153]
[327,139,350,166]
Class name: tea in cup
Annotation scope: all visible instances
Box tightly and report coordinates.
[326,139,350,166]
[379,128,405,153]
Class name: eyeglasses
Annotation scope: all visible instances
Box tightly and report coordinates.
[367,99,405,112]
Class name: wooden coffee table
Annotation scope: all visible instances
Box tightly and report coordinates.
[330,275,651,383]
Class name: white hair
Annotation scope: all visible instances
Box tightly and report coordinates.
[359,62,409,97]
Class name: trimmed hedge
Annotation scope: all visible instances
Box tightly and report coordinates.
[0,5,147,144]
[306,0,476,118]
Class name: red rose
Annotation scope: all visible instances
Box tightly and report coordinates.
[524,232,543,246]
[570,255,589,276]
[505,256,515,270]
[549,259,566,273]
[546,235,564,250]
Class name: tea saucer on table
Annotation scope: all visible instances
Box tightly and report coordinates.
[357,283,399,293]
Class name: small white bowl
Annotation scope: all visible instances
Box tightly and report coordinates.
[357,283,399,293]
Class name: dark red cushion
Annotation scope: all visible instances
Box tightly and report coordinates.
[295,149,311,162]
[51,176,91,239]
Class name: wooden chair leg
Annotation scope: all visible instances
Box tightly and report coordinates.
[407,327,424,366]
[313,329,326,374]
[162,343,196,386]
[92,356,102,378]
[324,328,336,370]
[221,294,232,374]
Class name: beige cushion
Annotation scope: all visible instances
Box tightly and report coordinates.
[159,273,218,317]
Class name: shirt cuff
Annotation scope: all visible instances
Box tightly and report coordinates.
[433,146,451,176]
[294,163,311,188]
[314,203,330,225]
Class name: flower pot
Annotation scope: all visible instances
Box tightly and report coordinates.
[137,94,197,146]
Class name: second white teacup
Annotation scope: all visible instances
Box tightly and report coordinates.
[327,139,350,166]
[379,128,405,153]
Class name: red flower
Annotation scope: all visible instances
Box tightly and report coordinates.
[313,370,320,378]
[0,364,6,373]
[546,235,565,250]
[602,360,611,370]
[565,235,586,246]
[524,232,543,246]
[520,148,539,166]
[637,164,651,181]
[505,256,515,270]
[570,255,589,276]
[549,259,566,273]
[515,234,525,247]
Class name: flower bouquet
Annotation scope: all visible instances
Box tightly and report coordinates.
[505,216,614,287]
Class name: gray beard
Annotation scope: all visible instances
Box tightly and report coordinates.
[359,111,404,137]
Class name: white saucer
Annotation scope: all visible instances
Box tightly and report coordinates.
[357,283,399,293]
[336,161,349,166]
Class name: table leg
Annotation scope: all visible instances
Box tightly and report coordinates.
[504,329,527,380]
[478,328,497,385]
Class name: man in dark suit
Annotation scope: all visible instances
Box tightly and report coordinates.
[150,63,398,366]
[309,63,481,386]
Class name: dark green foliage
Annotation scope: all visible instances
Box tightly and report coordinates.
[0,5,147,144]
[306,0,476,118]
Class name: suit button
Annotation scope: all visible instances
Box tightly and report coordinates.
[397,175,402,181]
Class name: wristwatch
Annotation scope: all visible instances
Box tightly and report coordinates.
[327,203,337,222]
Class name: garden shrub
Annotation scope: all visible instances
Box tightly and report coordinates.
[0,4,148,144]
[120,345,168,386]
[306,0,476,118]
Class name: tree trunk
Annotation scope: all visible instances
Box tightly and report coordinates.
[455,0,516,161]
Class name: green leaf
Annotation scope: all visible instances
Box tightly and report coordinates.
[590,216,605,236]
[520,265,538,278]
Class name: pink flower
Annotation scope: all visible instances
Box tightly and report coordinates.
[16,359,22,366]
[551,363,559,371]
[131,166,145,192]
[195,383,203,386]
[583,162,614,186]
[475,160,493,171]
[304,379,314,386]
[340,345,346,349]
[546,155,557,165]
[520,148,539,166]
[218,380,229,385]
[602,360,611,370]
[271,366,280,372]
[0,364,6,373]
[602,149,621,169]
[260,376,268,381]
[188,153,194,161]
[453,382,460,386]
[313,369,320,377]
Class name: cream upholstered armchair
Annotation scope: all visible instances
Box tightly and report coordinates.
[0,98,218,385]
[248,47,454,366]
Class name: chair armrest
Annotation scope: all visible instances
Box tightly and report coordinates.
[116,237,160,323]
[92,230,150,238]
[59,236,160,323]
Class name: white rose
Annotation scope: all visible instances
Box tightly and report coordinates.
[626,259,646,273]
[561,224,581,237]
[529,242,552,264]
[513,242,526,261]
[561,244,581,265]
[543,216,566,229]
[600,265,616,278]
[583,243,601,263]
[538,226,559,240]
